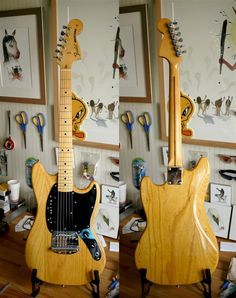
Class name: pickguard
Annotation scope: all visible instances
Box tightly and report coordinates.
[46,183,101,260]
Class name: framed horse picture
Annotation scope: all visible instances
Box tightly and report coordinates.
[0,8,46,104]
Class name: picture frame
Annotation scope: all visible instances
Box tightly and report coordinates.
[51,0,119,151]
[119,5,151,103]
[0,8,46,104]
[161,146,169,167]
[189,150,208,169]
[210,183,232,206]
[101,184,119,207]
[204,202,232,238]
[0,148,7,176]
[159,0,236,148]
[94,203,119,239]
[229,205,236,241]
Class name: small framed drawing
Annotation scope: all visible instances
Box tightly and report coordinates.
[0,8,45,104]
[205,202,232,238]
[189,150,208,169]
[162,146,168,167]
[229,205,236,241]
[101,184,119,207]
[119,5,151,103]
[210,183,232,206]
[94,203,119,239]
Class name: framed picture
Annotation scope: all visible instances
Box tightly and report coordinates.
[52,0,119,150]
[161,146,169,167]
[101,184,119,207]
[210,183,232,206]
[160,0,236,148]
[229,205,236,241]
[205,202,232,238]
[189,150,208,169]
[0,8,46,104]
[0,149,8,176]
[94,203,119,239]
[119,5,151,103]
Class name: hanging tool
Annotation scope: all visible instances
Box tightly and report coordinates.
[4,110,15,150]
[138,112,152,151]
[15,111,28,149]
[32,113,46,152]
[121,110,134,149]
[112,27,120,79]
[219,19,227,75]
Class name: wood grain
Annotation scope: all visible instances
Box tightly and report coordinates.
[135,157,219,285]
[0,213,117,298]
[120,215,232,298]
[25,162,106,285]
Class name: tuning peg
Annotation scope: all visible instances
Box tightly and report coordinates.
[168,21,178,28]
[59,37,67,43]
[55,49,61,53]
[53,56,61,61]
[57,44,65,49]
[61,31,66,36]
[62,25,71,30]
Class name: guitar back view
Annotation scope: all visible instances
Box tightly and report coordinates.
[135,18,219,285]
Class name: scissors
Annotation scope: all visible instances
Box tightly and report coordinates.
[32,113,46,152]
[15,111,28,149]
[121,110,134,149]
[138,112,152,151]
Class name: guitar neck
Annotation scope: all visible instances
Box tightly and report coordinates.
[58,69,73,192]
[168,63,182,168]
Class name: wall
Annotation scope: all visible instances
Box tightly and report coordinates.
[119,0,236,206]
[0,0,119,202]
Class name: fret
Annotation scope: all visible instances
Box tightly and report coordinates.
[59,127,72,132]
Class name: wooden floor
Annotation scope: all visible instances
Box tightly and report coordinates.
[120,215,236,298]
[1,213,235,297]
[0,213,118,298]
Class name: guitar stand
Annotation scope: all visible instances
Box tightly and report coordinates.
[139,268,212,298]
[201,269,212,298]
[31,269,43,297]
[140,269,153,298]
[90,270,100,298]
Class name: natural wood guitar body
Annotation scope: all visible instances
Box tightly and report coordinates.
[25,162,106,285]
[135,157,219,285]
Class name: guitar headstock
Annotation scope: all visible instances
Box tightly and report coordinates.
[55,19,83,69]
[157,18,186,66]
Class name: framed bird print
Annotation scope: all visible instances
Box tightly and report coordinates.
[204,202,232,238]
[210,183,232,206]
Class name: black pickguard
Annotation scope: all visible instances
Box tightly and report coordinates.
[46,183,101,260]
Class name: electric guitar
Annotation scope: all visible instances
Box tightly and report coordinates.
[25,19,106,285]
[135,18,219,285]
